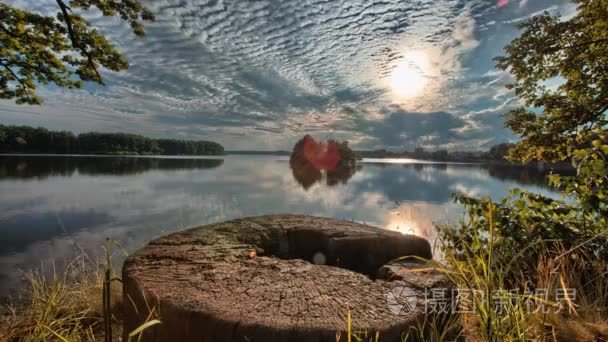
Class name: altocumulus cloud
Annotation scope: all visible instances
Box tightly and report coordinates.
[0,0,573,150]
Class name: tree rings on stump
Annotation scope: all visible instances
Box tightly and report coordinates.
[123,214,449,341]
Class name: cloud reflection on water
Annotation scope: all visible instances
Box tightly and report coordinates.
[0,155,558,296]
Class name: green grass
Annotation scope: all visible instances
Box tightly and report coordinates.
[0,241,160,342]
[3,212,607,342]
[0,254,121,341]
[425,202,608,341]
[339,202,608,341]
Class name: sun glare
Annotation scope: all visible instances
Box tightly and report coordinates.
[389,51,429,98]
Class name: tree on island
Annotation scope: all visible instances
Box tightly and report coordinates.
[1,0,154,104]
[289,135,360,189]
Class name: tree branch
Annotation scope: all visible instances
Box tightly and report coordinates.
[595,103,608,119]
[55,0,105,85]
[0,61,29,90]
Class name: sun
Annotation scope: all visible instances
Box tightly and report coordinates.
[389,51,429,98]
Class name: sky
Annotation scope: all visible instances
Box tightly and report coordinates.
[0,0,576,151]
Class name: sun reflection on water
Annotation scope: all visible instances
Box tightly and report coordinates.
[382,202,459,260]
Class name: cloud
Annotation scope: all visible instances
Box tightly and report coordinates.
[453,11,480,51]
[0,0,575,150]
[353,105,469,149]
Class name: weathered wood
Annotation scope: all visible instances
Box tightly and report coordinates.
[123,214,447,342]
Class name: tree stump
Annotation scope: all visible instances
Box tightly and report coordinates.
[123,214,449,342]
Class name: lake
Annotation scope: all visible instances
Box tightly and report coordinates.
[0,154,559,297]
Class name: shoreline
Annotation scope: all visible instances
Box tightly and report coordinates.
[0,153,572,168]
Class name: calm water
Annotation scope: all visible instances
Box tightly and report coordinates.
[0,154,558,296]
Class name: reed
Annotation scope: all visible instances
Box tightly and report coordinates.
[0,241,160,342]
[421,201,608,341]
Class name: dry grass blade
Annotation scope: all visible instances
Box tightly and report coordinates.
[127,319,161,342]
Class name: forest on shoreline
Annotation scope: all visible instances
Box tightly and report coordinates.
[0,125,224,156]
[357,143,513,162]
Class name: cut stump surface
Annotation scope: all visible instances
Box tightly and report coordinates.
[123,214,448,342]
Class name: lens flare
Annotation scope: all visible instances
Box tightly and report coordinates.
[302,135,340,171]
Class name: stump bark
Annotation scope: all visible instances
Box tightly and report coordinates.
[123,214,448,342]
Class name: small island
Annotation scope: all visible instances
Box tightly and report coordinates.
[0,125,224,156]
[289,135,361,189]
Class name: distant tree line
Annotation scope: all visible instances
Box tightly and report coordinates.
[357,143,515,162]
[0,125,224,155]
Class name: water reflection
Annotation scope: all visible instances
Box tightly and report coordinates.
[346,162,563,196]
[290,157,361,189]
[0,155,559,297]
[485,162,574,186]
[0,155,223,179]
